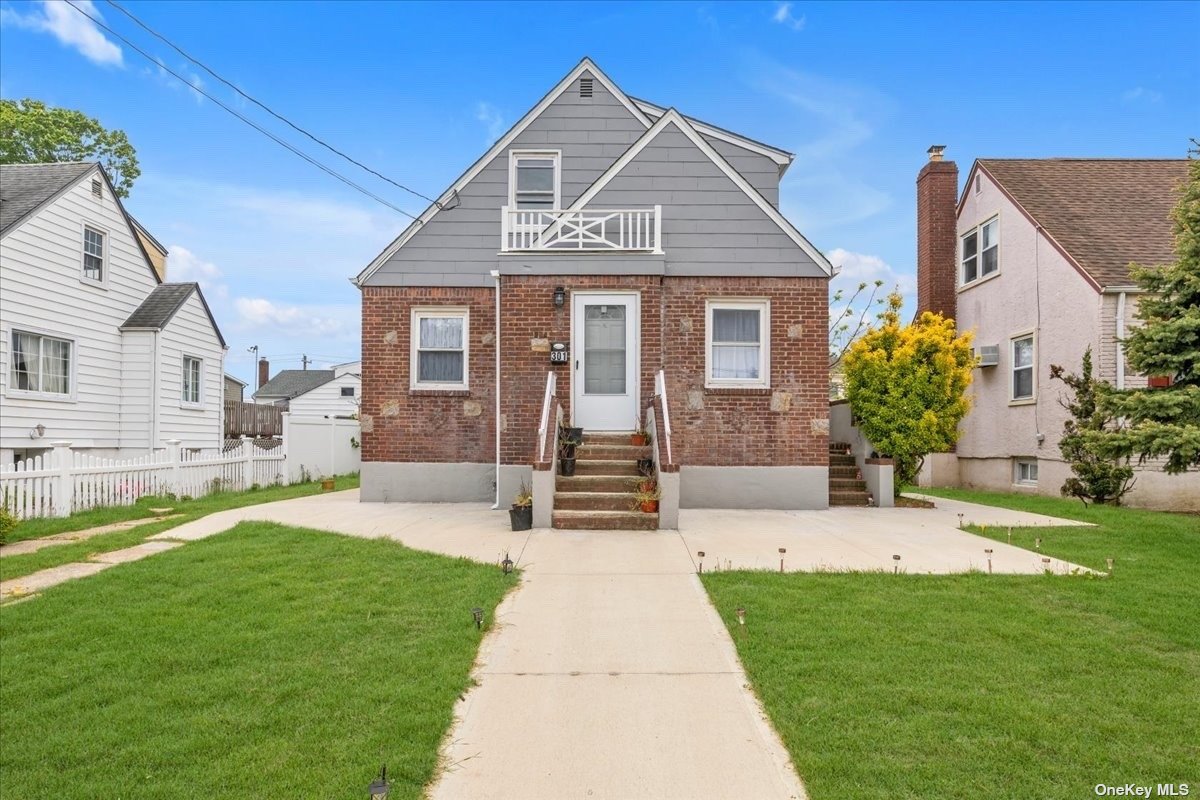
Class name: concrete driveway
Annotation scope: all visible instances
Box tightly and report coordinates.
[143,490,1089,799]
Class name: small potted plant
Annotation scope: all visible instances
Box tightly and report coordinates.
[561,424,584,444]
[510,482,533,531]
[558,425,582,476]
[632,481,661,513]
[320,476,336,492]
[630,417,649,447]
[637,457,655,477]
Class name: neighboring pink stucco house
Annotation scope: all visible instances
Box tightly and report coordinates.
[914,149,1197,511]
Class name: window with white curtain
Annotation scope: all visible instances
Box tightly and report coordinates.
[706,300,770,388]
[182,356,203,405]
[83,225,106,282]
[412,309,469,389]
[10,331,73,396]
[1011,334,1035,400]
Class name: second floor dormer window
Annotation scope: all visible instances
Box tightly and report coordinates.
[510,151,560,210]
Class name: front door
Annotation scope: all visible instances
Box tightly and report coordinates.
[571,292,639,431]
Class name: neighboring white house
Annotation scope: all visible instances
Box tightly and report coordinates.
[253,360,360,417]
[0,162,227,464]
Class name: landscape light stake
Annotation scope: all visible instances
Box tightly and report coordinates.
[368,765,390,800]
[736,606,746,638]
[1007,527,1012,545]
[893,554,901,575]
[984,548,994,574]
[471,607,484,630]
[697,551,705,574]
[502,554,514,575]
[1035,537,1042,552]
[957,513,964,530]
[1041,557,1052,574]
[1106,557,1114,575]
[778,547,787,573]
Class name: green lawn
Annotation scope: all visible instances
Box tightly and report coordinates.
[0,522,514,799]
[703,490,1199,800]
[1,474,359,583]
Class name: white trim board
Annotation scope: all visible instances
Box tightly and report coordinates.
[567,109,833,276]
[354,58,651,287]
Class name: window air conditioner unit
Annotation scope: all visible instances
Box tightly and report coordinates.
[976,345,1000,367]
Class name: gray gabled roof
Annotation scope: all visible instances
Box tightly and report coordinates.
[120,282,227,347]
[0,161,97,234]
[253,370,335,400]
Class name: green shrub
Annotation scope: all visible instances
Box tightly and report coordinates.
[0,507,18,546]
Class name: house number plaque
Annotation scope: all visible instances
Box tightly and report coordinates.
[549,342,569,363]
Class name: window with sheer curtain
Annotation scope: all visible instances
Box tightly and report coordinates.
[10,331,72,396]
[412,310,468,389]
[706,300,769,388]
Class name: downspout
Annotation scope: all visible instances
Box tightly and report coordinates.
[1115,291,1126,390]
[1033,226,1044,447]
[491,269,501,509]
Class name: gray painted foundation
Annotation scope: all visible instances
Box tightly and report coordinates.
[679,466,829,510]
[361,462,495,503]
[498,464,534,513]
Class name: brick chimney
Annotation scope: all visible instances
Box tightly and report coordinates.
[258,358,270,390]
[916,145,959,321]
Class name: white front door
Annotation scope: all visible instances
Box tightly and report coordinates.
[571,292,639,431]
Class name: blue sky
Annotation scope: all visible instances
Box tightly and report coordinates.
[2,0,1196,384]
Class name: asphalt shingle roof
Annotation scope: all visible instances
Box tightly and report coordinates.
[254,370,335,400]
[976,158,1190,288]
[121,283,197,329]
[0,162,97,234]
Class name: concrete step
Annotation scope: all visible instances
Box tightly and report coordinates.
[580,432,638,446]
[829,477,868,491]
[556,474,644,493]
[577,443,651,460]
[554,491,639,511]
[829,454,856,467]
[829,442,851,454]
[829,490,870,506]
[830,465,860,479]
[574,460,643,477]
[552,510,659,530]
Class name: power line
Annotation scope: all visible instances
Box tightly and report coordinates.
[62,0,420,220]
[102,0,443,209]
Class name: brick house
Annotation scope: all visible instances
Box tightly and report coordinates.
[915,148,1198,511]
[354,59,833,527]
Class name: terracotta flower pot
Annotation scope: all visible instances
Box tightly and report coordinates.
[320,479,335,491]
[640,500,659,513]
[631,433,649,446]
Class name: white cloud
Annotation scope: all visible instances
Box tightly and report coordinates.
[1,0,123,67]
[772,2,806,31]
[233,297,355,338]
[142,57,206,104]
[475,102,506,144]
[1121,86,1163,104]
[166,244,227,300]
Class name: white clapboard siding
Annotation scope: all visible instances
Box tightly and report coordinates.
[287,373,361,418]
[156,292,225,450]
[119,329,157,450]
[0,167,160,452]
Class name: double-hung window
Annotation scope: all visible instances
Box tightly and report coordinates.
[706,300,770,388]
[83,225,105,282]
[412,309,469,390]
[182,356,203,405]
[961,217,999,286]
[509,151,560,210]
[1011,334,1035,401]
[10,331,73,396]
[1014,459,1039,486]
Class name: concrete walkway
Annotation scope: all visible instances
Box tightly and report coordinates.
[5,490,1092,797]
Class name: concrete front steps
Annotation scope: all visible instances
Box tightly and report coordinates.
[552,433,658,530]
[829,442,870,506]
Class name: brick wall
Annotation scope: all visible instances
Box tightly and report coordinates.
[362,275,828,470]
[360,286,495,464]
[916,157,959,321]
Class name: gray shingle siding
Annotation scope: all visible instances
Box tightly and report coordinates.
[705,136,781,207]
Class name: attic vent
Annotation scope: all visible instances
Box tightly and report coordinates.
[91,178,103,199]
[974,174,981,194]
[579,77,594,98]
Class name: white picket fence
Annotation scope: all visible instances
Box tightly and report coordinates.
[0,438,287,520]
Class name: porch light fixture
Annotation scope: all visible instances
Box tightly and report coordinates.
[471,607,484,629]
[502,554,514,575]
[553,286,566,309]
[368,765,390,800]
[892,554,901,574]
[984,548,994,574]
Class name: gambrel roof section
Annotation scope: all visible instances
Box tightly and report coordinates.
[355,58,651,286]
[569,109,833,276]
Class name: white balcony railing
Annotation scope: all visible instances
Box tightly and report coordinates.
[501,206,663,254]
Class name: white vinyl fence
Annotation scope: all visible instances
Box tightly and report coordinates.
[283,414,361,483]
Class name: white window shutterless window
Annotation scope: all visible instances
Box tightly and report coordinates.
[10,331,73,396]
[961,217,999,286]
[82,225,105,282]
[412,310,468,390]
[572,293,639,431]
[1011,334,1035,400]
[182,356,203,405]
[706,300,770,388]
[1014,459,1039,486]
[509,151,560,210]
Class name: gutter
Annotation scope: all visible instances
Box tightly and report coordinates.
[491,269,501,510]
